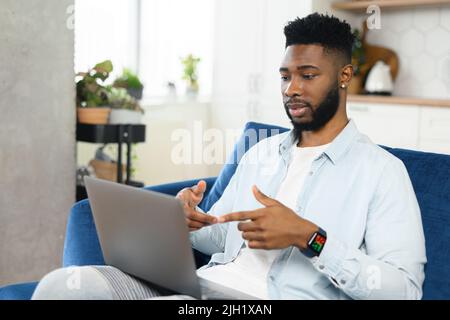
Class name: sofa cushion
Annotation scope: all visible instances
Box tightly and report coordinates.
[0,282,38,300]
[63,199,106,267]
[200,121,289,211]
[145,177,217,197]
[389,148,450,300]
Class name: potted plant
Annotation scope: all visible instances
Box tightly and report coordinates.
[107,87,145,124]
[349,28,367,95]
[113,68,144,100]
[180,54,201,97]
[76,60,113,124]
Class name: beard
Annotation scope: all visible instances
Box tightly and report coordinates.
[284,83,340,143]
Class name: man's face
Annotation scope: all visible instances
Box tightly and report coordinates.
[280,44,340,134]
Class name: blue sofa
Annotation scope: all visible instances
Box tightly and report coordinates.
[1,121,449,300]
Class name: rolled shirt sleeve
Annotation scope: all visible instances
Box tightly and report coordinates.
[310,157,427,300]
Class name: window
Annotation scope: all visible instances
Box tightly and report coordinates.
[138,0,214,98]
[74,0,138,81]
[74,0,214,98]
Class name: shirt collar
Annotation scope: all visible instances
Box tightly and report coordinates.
[278,119,360,165]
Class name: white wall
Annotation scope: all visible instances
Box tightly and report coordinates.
[314,1,450,99]
[361,7,450,99]
[0,0,75,285]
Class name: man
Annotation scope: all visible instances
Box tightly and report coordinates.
[32,13,426,300]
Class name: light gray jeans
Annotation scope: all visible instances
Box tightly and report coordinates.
[31,266,195,300]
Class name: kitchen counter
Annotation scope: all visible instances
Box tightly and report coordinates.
[348,94,450,108]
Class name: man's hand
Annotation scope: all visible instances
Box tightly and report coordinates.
[217,185,318,250]
[176,180,217,231]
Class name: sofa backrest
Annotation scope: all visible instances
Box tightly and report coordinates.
[201,121,450,300]
[199,121,289,211]
[386,147,450,300]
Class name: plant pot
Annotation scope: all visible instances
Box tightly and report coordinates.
[127,87,143,100]
[77,107,111,125]
[109,109,143,125]
[89,159,125,182]
[185,85,199,100]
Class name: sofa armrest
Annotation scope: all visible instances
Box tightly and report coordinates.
[144,177,217,205]
[0,281,39,300]
[62,198,105,267]
[62,177,217,268]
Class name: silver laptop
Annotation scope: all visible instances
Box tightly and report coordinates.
[84,176,259,300]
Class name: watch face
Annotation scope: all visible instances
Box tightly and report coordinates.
[309,233,326,254]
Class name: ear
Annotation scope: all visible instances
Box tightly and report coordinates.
[339,64,354,88]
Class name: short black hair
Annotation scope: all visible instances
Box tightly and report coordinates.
[284,13,354,64]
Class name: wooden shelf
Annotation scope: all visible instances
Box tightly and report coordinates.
[76,123,146,143]
[76,123,146,185]
[332,0,450,11]
[347,94,450,108]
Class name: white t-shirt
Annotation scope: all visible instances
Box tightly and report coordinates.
[196,143,330,299]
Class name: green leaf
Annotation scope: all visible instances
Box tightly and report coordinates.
[94,60,113,73]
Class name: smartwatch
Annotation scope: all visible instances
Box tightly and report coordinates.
[301,227,327,258]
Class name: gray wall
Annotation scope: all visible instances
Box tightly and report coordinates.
[0,0,75,285]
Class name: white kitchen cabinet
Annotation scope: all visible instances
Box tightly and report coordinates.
[259,0,312,104]
[418,106,450,155]
[212,0,264,99]
[348,102,450,155]
[210,0,263,131]
[347,102,420,149]
[418,139,450,155]
[211,0,312,131]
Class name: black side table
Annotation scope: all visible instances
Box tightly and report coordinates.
[76,123,146,186]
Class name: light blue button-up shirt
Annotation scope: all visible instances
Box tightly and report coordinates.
[190,120,426,299]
